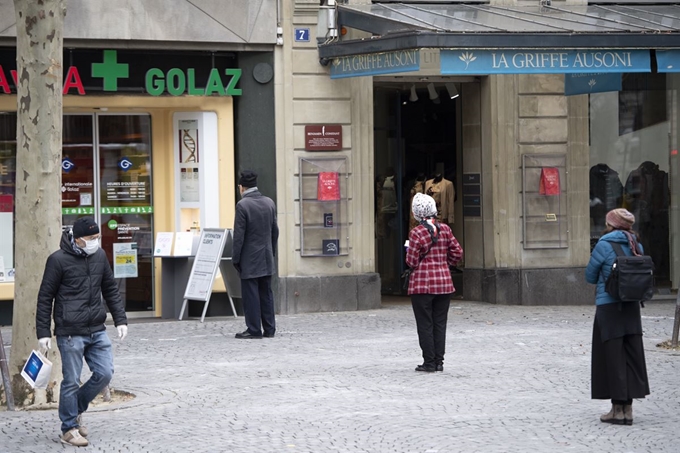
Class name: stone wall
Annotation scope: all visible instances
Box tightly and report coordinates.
[464,74,592,305]
[274,0,380,313]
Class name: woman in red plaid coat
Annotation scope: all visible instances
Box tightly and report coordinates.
[406,193,463,372]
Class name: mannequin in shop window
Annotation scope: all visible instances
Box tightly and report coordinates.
[589,163,624,235]
[375,167,398,239]
[381,167,398,214]
[624,161,670,281]
[425,173,455,224]
[409,173,427,231]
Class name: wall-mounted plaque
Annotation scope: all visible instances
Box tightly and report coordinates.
[322,239,340,255]
[305,125,342,151]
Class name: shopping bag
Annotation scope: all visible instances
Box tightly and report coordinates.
[21,349,53,389]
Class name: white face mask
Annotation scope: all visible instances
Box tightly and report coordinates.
[81,238,99,255]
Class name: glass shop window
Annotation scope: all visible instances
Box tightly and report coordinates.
[589,73,671,287]
[0,112,16,276]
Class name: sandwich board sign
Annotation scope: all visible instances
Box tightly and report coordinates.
[179,228,233,322]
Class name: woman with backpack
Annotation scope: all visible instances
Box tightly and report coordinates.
[585,208,650,425]
[406,193,463,372]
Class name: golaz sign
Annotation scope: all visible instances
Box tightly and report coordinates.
[0,49,242,96]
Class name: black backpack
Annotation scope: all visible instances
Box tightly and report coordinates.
[604,241,655,302]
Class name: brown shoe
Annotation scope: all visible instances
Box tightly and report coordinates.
[61,428,89,447]
[600,404,625,425]
[623,404,633,425]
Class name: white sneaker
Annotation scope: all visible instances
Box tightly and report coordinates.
[61,427,89,447]
[76,414,88,437]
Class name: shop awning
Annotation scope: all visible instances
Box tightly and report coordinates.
[318,3,680,60]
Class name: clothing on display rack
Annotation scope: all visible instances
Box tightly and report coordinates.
[589,163,624,232]
[425,174,455,224]
[624,161,670,281]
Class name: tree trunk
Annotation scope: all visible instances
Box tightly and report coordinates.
[9,0,66,407]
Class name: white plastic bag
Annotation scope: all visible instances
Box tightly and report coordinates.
[21,350,52,389]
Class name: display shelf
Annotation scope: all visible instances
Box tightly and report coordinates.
[521,153,568,249]
[299,156,349,257]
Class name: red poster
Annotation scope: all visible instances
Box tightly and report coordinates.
[0,194,12,212]
[539,167,560,196]
[318,172,340,201]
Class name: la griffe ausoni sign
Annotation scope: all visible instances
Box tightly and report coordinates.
[441,49,651,75]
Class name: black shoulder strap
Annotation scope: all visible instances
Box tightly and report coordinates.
[607,241,625,257]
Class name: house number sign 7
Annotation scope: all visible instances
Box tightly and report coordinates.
[295,28,310,42]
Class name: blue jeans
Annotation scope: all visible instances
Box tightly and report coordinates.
[56,331,114,434]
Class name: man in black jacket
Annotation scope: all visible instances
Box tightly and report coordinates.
[232,170,279,339]
[36,217,128,447]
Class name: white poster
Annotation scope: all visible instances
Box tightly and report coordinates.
[154,232,174,256]
[173,232,194,256]
[113,243,138,279]
[179,166,200,202]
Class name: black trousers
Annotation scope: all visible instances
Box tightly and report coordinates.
[241,276,276,336]
[411,293,451,367]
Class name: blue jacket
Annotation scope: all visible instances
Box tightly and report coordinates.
[585,230,643,305]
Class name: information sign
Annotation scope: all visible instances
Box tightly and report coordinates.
[305,125,342,151]
[179,228,228,322]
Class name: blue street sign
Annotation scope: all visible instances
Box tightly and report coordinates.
[295,28,310,42]
[441,49,651,75]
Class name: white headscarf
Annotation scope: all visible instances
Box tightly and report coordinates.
[411,193,437,222]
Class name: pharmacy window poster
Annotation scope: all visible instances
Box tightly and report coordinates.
[113,243,138,278]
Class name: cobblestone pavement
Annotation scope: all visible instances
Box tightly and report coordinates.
[1,299,679,453]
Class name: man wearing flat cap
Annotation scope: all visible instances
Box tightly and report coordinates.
[232,170,279,339]
[36,217,128,446]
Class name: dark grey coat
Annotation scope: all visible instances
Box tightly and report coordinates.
[36,230,128,339]
[232,189,279,279]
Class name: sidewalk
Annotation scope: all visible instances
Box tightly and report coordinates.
[1,300,679,453]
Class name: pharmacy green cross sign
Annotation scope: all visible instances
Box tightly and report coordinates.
[1,48,242,96]
[91,50,129,91]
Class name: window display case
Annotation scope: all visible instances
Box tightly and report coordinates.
[173,112,220,234]
[298,156,349,256]
[521,153,568,249]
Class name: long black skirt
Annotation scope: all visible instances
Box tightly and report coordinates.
[591,304,650,400]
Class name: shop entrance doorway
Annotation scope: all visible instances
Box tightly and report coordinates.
[374,82,464,295]
[62,114,154,312]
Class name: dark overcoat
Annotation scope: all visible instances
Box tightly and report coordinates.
[232,189,279,279]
